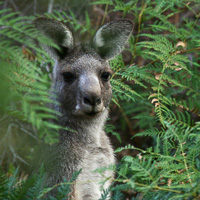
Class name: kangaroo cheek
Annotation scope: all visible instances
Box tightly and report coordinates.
[103,89,112,108]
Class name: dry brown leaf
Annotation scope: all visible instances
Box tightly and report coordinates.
[154,73,163,80]
[149,93,157,98]
[176,41,187,49]
[151,98,158,104]
[137,153,142,161]
[175,67,182,71]
[168,178,172,186]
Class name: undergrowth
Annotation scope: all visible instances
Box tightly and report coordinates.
[0,0,200,199]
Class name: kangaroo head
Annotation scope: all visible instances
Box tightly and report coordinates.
[34,18,133,118]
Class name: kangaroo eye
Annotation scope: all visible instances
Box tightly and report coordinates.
[101,72,111,81]
[62,72,76,83]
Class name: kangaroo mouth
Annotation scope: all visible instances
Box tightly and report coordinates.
[85,110,101,116]
[74,104,105,117]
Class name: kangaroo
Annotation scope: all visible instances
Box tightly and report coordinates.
[34,17,133,199]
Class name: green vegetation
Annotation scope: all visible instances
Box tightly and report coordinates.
[0,0,200,199]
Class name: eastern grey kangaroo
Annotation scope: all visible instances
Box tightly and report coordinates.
[34,17,133,199]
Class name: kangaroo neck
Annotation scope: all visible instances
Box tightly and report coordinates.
[58,109,108,146]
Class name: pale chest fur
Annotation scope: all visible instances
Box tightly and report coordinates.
[74,133,115,200]
[46,128,115,200]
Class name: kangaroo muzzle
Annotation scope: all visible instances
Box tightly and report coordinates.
[75,73,104,115]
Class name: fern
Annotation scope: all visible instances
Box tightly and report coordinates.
[44,10,95,35]
[111,190,125,200]
[105,123,122,143]
[0,8,69,169]
[0,167,80,200]
[1,0,200,199]
[99,188,111,200]
[114,120,200,199]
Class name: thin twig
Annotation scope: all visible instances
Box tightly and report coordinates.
[101,3,109,25]
[34,0,37,14]
[181,47,200,54]
[47,0,54,13]
[119,106,133,133]
[9,0,19,12]
[169,126,192,185]
[23,2,34,15]
[131,1,147,64]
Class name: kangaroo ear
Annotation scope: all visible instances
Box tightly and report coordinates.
[93,20,133,60]
[34,18,74,59]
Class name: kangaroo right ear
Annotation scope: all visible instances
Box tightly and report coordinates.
[34,18,74,59]
[93,20,133,60]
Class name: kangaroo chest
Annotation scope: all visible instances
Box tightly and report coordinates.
[73,145,115,200]
[47,130,115,199]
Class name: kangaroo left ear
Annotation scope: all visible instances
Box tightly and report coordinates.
[92,20,133,60]
[34,17,74,60]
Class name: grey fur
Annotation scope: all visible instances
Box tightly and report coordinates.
[34,18,133,199]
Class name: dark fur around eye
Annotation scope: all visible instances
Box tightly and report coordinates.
[101,72,111,81]
[62,72,76,83]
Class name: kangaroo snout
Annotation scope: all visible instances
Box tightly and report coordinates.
[81,94,103,114]
[76,73,104,115]
[75,94,104,115]
[77,91,104,115]
[83,95,102,106]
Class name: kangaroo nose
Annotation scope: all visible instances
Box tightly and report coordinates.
[83,96,102,106]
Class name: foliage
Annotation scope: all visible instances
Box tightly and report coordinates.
[114,121,200,199]
[0,167,81,199]
[1,0,200,199]
[0,8,62,140]
[104,0,200,199]
[0,7,69,167]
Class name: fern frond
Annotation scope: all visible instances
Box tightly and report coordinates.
[133,128,165,138]
[115,144,135,153]
[112,79,142,101]
[99,188,111,200]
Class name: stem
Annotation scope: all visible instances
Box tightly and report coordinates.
[47,0,54,13]
[135,182,183,194]
[156,61,168,126]
[34,0,37,15]
[101,3,109,25]
[114,178,183,194]
[184,5,200,44]
[119,106,133,133]
[131,1,147,63]
[181,47,200,54]
[170,126,192,185]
